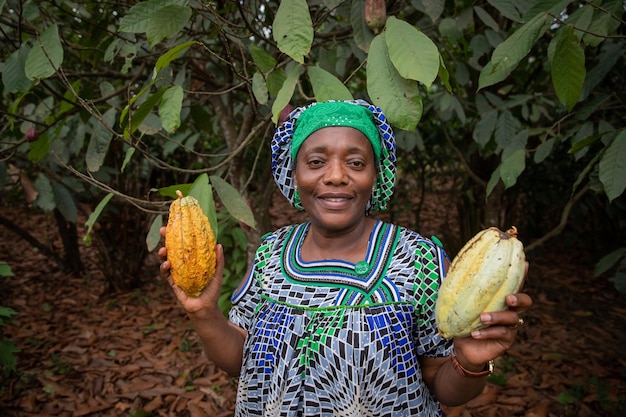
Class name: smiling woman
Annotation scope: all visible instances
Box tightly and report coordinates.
[158,99,533,416]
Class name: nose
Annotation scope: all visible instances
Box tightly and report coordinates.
[323,159,348,185]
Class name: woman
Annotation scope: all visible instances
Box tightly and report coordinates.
[159,99,532,416]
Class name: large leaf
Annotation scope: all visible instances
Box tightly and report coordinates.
[367,33,423,131]
[153,41,198,80]
[478,12,550,90]
[273,0,313,64]
[385,17,440,88]
[118,0,186,33]
[159,85,184,133]
[599,130,626,202]
[53,182,78,223]
[86,108,117,172]
[146,215,163,252]
[3,47,33,94]
[487,0,523,23]
[189,174,218,238]
[249,44,277,73]
[210,175,256,230]
[33,173,55,212]
[351,0,375,52]
[473,109,498,148]
[146,4,192,47]
[307,66,353,102]
[252,72,269,105]
[271,64,301,124]
[551,26,585,111]
[25,24,64,80]
[84,193,114,245]
[421,0,445,23]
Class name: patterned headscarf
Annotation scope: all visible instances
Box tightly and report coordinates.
[271,99,396,213]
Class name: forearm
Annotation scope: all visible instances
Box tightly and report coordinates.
[188,312,246,376]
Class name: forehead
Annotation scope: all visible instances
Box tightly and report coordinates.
[298,126,373,153]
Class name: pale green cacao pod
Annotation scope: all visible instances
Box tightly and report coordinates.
[435,226,526,339]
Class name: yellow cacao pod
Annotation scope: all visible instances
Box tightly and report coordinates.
[435,226,526,339]
[165,190,216,297]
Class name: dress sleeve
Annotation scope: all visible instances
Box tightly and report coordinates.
[412,237,453,358]
[228,230,279,332]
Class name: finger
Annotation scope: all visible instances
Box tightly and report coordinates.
[160,226,167,238]
[158,246,168,260]
[505,292,533,310]
[160,259,171,275]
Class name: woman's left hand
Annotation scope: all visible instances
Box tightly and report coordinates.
[452,291,533,370]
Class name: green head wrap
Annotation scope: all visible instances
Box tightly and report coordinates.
[291,101,381,161]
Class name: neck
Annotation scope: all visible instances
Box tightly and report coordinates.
[301,218,377,263]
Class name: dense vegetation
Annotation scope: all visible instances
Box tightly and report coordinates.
[1,0,625,377]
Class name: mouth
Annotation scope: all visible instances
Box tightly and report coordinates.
[317,194,353,209]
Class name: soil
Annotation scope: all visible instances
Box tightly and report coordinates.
[1,190,625,417]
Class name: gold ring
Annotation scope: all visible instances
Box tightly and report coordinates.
[514,318,524,329]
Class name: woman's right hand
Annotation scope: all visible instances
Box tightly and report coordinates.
[158,226,225,321]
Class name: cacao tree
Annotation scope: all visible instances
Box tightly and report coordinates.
[1,0,624,291]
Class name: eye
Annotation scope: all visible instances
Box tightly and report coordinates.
[307,158,326,168]
[347,159,366,169]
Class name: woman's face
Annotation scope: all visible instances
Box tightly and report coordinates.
[294,126,377,233]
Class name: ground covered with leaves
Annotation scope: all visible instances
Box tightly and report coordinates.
[1,194,625,417]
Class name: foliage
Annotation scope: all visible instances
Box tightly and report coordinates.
[0,0,624,293]
[0,305,19,377]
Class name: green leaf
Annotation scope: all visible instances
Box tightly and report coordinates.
[252,72,269,105]
[534,137,555,163]
[125,87,167,138]
[473,109,498,148]
[153,41,198,80]
[25,24,64,80]
[486,165,501,197]
[307,66,353,102]
[366,33,423,131]
[385,17,440,88]
[272,64,301,124]
[120,80,157,132]
[33,174,55,212]
[53,182,77,223]
[146,215,163,252]
[421,0,445,23]
[478,12,550,90]
[118,0,186,33]
[86,108,117,172]
[494,111,518,151]
[273,0,313,64]
[551,26,585,111]
[599,130,626,202]
[210,175,256,230]
[0,262,14,277]
[146,4,192,47]
[594,247,626,277]
[84,193,114,245]
[189,174,218,237]
[0,339,20,372]
[474,6,500,31]
[2,47,33,94]
[159,86,183,133]
[500,144,526,189]
[487,0,522,23]
[249,44,277,73]
[350,0,375,52]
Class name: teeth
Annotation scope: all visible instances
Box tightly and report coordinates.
[323,197,347,202]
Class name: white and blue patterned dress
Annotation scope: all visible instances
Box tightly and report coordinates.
[229,220,453,416]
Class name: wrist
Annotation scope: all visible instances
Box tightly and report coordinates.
[450,349,493,378]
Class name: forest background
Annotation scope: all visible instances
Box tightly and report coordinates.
[0,0,625,416]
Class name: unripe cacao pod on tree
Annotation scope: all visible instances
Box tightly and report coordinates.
[365,0,386,34]
[165,190,217,297]
[435,226,526,338]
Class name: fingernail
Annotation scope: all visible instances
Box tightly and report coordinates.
[471,329,481,337]
[481,313,492,323]
[507,294,518,305]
